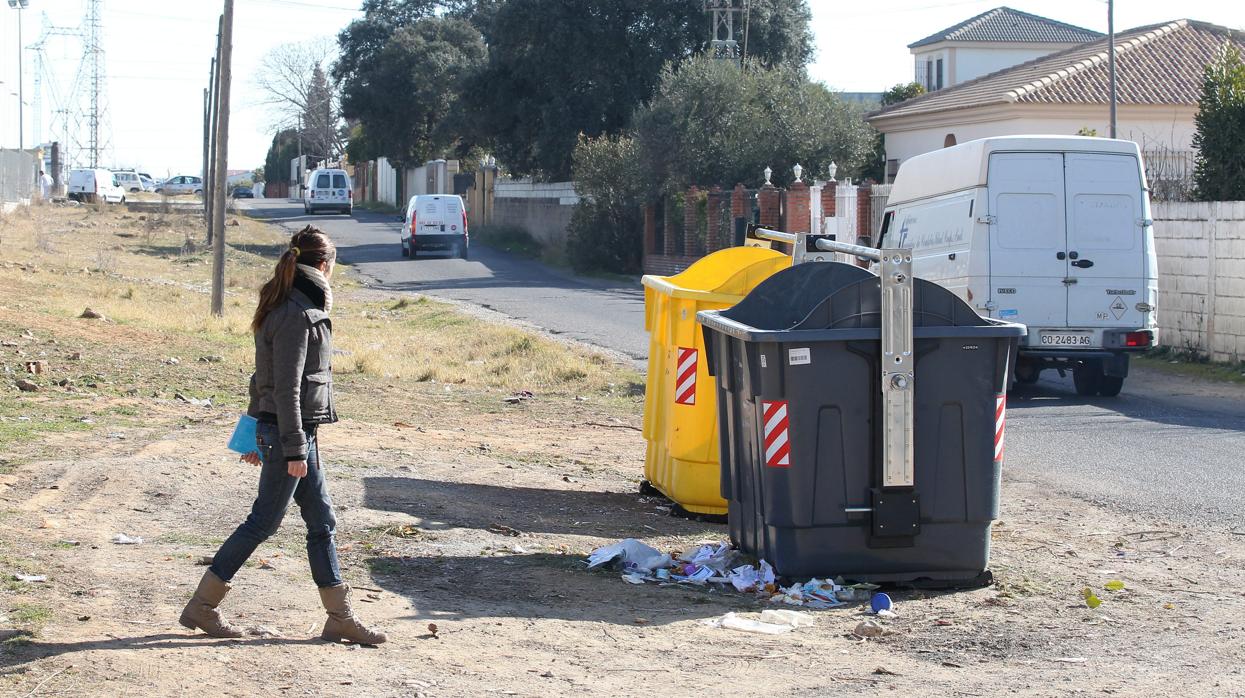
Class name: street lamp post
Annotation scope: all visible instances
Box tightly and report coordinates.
[7,0,29,150]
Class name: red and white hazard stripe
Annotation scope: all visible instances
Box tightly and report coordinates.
[674,347,697,405]
[762,400,791,468]
[994,393,1006,461]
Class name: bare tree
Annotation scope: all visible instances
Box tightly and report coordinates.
[254,38,344,162]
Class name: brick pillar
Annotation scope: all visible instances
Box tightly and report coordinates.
[786,181,811,234]
[821,180,837,219]
[731,183,747,218]
[758,185,781,229]
[856,182,873,268]
[683,186,700,257]
[643,203,656,256]
[705,187,723,254]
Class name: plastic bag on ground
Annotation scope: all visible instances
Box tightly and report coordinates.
[587,539,671,573]
[702,610,815,635]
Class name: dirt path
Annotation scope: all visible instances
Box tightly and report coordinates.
[3,391,1245,697]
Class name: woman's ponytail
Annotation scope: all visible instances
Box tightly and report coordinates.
[251,226,337,332]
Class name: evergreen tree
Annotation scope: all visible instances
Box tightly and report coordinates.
[1192,46,1245,201]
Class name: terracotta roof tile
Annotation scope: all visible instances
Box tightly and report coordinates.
[874,20,1245,122]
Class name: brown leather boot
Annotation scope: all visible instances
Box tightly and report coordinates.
[319,583,387,645]
[179,570,244,638]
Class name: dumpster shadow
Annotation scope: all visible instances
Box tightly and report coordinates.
[364,552,745,627]
[362,476,716,538]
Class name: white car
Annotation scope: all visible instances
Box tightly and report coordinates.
[876,135,1157,397]
[157,175,204,196]
[401,194,469,259]
[303,168,352,215]
[67,168,127,204]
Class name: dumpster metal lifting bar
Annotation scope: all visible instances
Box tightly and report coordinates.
[748,225,915,490]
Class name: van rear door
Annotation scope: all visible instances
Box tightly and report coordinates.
[1063,153,1145,328]
[418,197,448,232]
[987,152,1068,327]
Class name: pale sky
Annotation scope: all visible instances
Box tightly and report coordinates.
[1,0,1243,177]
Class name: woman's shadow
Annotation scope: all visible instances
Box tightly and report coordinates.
[0,629,325,668]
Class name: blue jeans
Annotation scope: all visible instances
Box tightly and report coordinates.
[210,421,342,587]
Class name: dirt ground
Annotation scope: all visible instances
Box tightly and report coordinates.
[2,204,1245,697]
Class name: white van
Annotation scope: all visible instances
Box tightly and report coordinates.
[400,194,469,259]
[112,171,144,192]
[304,168,352,215]
[875,136,1157,396]
[67,168,127,204]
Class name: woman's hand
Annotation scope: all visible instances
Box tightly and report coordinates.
[240,452,261,466]
[287,459,308,478]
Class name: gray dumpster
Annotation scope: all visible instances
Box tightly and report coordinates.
[699,249,1025,585]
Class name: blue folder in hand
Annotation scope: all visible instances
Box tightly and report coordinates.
[227,414,259,455]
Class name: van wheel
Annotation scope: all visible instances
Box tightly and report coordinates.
[458,243,469,260]
[1073,362,1103,396]
[401,241,410,258]
[1098,375,1125,397]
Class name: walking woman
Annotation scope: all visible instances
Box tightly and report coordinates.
[180,225,386,645]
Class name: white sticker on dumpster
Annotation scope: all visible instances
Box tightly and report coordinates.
[788,348,811,366]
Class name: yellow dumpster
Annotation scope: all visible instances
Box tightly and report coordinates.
[641,247,789,515]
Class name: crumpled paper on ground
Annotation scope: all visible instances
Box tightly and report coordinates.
[702,609,816,635]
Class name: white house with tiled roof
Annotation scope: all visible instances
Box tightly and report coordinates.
[910,7,1101,92]
[872,19,1245,195]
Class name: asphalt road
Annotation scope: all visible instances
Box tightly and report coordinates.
[246,199,1245,529]
[245,199,648,362]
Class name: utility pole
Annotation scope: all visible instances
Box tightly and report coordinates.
[202,85,210,218]
[1108,0,1117,139]
[207,19,222,241]
[210,0,233,318]
[9,0,28,149]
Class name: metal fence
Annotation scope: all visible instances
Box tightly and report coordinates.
[0,149,38,207]
[1143,148,1196,202]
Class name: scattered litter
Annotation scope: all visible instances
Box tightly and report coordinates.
[427,623,439,639]
[247,625,279,638]
[1104,580,1126,591]
[57,540,81,547]
[79,307,106,320]
[1082,587,1102,609]
[703,610,814,635]
[587,539,888,611]
[111,533,143,545]
[162,357,181,366]
[870,592,894,614]
[174,392,212,408]
[13,574,47,583]
[78,615,91,622]
[198,355,223,363]
[24,360,46,374]
[935,618,954,626]
[15,379,39,392]
[1051,657,1088,664]
[195,556,214,566]
[488,523,522,537]
[852,620,891,638]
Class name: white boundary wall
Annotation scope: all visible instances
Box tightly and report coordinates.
[1153,201,1245,362]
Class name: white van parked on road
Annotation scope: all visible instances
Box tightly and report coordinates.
[875,136,1157,396]
[304,168,352,215]
[401,194,469,259]
[67,168,127,204]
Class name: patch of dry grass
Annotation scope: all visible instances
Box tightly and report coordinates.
[0,204,640,431]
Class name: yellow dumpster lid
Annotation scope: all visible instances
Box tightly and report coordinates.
[641,247,789,302]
